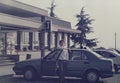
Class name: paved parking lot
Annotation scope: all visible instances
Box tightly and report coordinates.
[0,65,120,83]
[0,73,120,83]
[0,75,103,83]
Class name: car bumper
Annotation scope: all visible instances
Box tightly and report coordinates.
[100,71,114,78]
[13,66,23,75]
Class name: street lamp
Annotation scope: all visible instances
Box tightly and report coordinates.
[115,32,117,50]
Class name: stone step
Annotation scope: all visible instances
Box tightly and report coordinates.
[0,57,10,60]
[0,59,15,63]
[0,62,15,66]
[0,56,15,66]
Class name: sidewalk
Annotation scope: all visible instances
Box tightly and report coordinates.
[0,65,14,77]
[0,52,40,77]
[0,50,50,77]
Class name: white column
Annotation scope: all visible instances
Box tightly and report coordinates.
[51,32,55,48]
[33,32,39,50]
[45,32,48,47]
[64,34,67,48]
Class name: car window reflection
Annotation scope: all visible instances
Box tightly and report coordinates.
[44,49,62,60]
[70,50,88,60]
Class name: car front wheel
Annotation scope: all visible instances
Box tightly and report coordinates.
[24,68,37,81]
[84,70,99,83]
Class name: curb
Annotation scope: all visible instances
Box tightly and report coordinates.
[0,74,13,79]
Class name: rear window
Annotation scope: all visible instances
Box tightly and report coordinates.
[95,51,116,58]
[87,49,104,58]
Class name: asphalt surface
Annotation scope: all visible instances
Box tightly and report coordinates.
[0,65,120,83]
[0,73,120,83]
[0,75,104,83]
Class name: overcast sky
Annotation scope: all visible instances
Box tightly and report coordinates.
[17,0,120,49]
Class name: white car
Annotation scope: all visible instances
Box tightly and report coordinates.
[94,49,120,72]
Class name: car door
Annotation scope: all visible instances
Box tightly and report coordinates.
[66,50,89,77]
[41,49,62,76]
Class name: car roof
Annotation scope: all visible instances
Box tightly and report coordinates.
[70,48,88,51]
[93,49,109,52]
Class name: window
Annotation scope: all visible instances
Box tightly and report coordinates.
[44,49,62,60]
[70,50,88,60]
[81,53,88,60]
[22,32,29,44]
[107,52,116,58]
[96,51,109,58]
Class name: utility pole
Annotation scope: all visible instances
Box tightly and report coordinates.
[115,32,117,50]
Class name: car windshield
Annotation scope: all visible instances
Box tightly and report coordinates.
[109,50,120,56]
[115,49,120,54]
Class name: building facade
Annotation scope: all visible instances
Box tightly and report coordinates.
[0,0,80,57]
